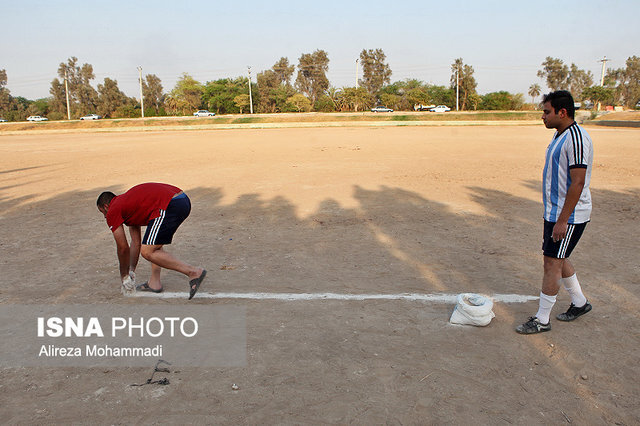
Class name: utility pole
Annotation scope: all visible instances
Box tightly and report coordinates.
[247,66,253,114]
[597,57,610,111]
[456,66,460,111]
[137,66,145,118]
[64,70,71,120]
[355,58,359,112]
[598,56,609,86]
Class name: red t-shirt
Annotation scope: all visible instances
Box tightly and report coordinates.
[106,183,181,232]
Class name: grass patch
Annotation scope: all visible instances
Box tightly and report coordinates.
[232,117,262,124]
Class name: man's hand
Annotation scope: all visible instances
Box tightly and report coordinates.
[552,221,568,243]
[121,275,136,296]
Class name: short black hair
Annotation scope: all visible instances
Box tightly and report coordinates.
[96,191,116,209]
[542,90,575,119]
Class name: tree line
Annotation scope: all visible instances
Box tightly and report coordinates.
[1,52,638,121]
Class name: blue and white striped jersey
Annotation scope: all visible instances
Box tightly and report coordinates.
[542,122,593,224]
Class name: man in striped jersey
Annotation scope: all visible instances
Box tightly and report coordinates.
[97,183,206,300]
[516,91,593,334]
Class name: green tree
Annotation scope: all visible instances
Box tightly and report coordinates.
[606,56,640,108]
[272,57,295,86]
[0,69,10,115]
[481,91,524,110]
[450,58,477,110]
[537,57,569,91]
[48,78,67,118]
[339,87,374,111]
[4,96,29,121]
[202,77,249,114]
[528,83,541,106]
[426,85,455,107]
[234,94,250,113]
[568,64,594,101]
[257,59,296,113]
[379,93,401,109]
[314,94,337,112]
[582,86,614,108]
[324,86,342,111]
[286,93,312,112]
[403,80,431,110]
[142,74,164,114]
[97,78,129,118]
[167,73,203,115]
[295,50,330,106]
[257,69,278,113]
[467,92,482,111]
[56,57,98,117]
[359,48,392,96]
[377,79,438,111]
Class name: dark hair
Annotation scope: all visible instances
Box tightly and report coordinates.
[96,191,116,209]
[542,90,575,119]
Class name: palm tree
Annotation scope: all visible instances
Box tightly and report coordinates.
[528,84,541,108]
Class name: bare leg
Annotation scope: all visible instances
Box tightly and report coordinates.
[141,245,204,284]
[542,256,564,296]
[146,262,163,291]
[562,259,575,279]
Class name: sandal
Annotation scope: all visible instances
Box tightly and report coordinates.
[136,282,163,293]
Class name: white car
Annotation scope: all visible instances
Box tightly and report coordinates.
[80,114,101,120]
[429,105,451,113]
[27,115,48,122]
[193,110,215,117]
[0,118,7,122]
[371,106,393,113]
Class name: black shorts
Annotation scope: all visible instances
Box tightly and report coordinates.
[142,193,191,245]
[542,220,587,259]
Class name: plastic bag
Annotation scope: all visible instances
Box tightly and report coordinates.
[449,293,495,326]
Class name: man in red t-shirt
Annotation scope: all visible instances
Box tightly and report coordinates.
[97,183,206,299]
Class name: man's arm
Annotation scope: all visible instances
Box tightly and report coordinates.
[128,225,141,273]
[112,225,130,279]
[552,167,587,242]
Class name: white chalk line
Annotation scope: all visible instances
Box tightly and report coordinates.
[134,291,538,303]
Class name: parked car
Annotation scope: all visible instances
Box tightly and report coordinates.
[0,118,7,122]
[414,104,435,111]
[80,114,101,120]
[371,106,393,113]
[27,115,48,122]
[429,105,451,112]
[193,110,215,117]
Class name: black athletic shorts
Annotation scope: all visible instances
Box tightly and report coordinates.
[142,193,191,245]
[542,220,587,259]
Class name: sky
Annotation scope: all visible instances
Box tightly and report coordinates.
[2,0,639,101]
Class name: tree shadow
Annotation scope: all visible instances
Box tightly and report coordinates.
[1,180,637,306]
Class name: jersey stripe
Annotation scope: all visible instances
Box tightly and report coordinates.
[542,123,593,224]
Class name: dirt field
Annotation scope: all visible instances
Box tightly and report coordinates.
[1,125,639,424]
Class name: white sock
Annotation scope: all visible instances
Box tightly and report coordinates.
[562,273,587,307]
[535,292,557,324]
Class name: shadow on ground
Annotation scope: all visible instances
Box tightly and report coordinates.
[0,183,638,424]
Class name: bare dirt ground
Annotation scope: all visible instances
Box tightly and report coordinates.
[0,125,638,424]
[594,110,640,121]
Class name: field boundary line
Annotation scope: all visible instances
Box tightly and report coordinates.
[134,291,538,303]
